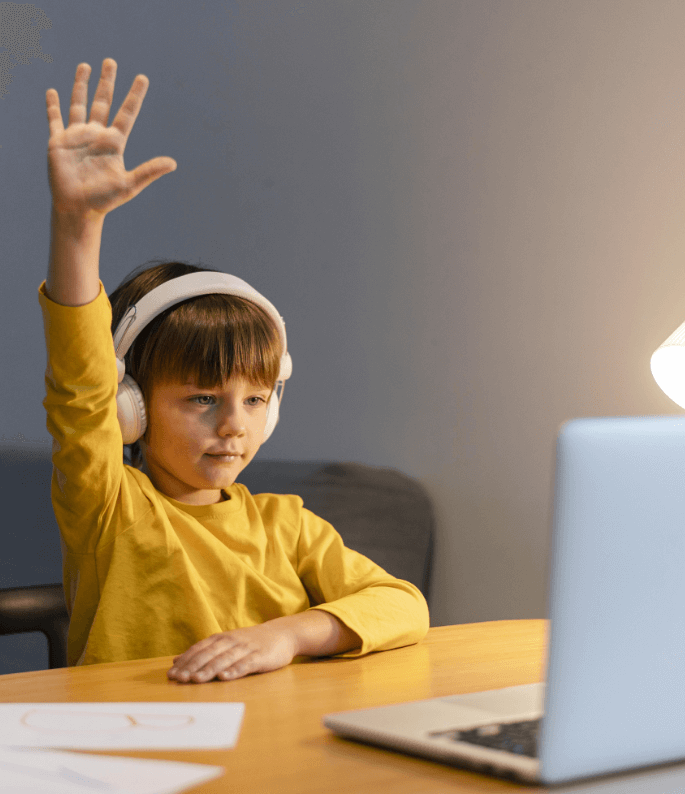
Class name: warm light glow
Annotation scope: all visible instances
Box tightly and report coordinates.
[651,345,685,409]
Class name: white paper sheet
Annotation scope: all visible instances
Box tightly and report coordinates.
[0,746,223,794]
[0,702,244,750]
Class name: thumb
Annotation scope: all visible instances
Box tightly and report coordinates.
[128,156,177,197]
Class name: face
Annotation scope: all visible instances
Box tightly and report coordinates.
[137,376,273,505]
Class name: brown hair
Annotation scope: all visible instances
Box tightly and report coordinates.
[109,260,283,470]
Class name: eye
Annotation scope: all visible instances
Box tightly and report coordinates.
[189,395,266,407]
[190,395,215,406]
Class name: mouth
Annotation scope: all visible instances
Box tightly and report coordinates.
[205,453,242,461]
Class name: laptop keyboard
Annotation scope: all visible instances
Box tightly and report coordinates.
[437,718,540,758]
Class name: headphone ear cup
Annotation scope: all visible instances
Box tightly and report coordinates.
[116,374,148,445]
[263,388,280,442]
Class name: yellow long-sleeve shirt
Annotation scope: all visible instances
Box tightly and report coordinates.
[38,280,429,666]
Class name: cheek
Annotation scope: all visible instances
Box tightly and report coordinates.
[146,404,189,447]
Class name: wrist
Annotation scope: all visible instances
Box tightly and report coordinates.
[51,204,106,234]
[46,205,104,307]
[272,610,361,658]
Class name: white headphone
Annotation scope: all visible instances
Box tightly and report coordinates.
[112,271,292,445]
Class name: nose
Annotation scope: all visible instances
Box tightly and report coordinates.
[216,403,246,437]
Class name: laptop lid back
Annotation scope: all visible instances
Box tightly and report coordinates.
[540,416,685,784]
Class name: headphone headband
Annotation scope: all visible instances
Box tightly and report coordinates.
[113,272,291,379]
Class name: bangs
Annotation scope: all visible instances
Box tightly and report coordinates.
[132,293,282,396]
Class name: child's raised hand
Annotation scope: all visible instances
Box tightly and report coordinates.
[167,623,299,684]
[46,58,177,218]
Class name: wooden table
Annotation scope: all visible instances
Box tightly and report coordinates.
[0,620,548,793]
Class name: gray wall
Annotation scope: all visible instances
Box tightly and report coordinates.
[2,0,684,655]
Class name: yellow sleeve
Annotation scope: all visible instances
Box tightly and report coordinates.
[296,506,430,656]
[38,280,143,554]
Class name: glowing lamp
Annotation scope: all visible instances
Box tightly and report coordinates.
[651,320,685,409]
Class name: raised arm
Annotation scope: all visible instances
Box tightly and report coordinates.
[45,58,176,306]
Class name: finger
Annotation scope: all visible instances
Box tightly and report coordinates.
[191,647,254,682]
[89,58,117,126]
[170,636,218,669]
[168,635,228,676]
[110,73,149,142]
[168,659,208,682]
[45,88,64,137]
[175,643,241,678]
[68,62,92,127]
[217,651,261,681]
[171,639,247,682]
[126,156,177,199]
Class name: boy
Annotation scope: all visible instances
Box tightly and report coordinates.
[42,58,429,683]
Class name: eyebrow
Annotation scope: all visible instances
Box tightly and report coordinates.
[181,382,271,392]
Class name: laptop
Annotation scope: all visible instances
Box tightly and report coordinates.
[323,416,685,786]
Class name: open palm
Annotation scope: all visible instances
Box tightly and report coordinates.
[46,59,176,217]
